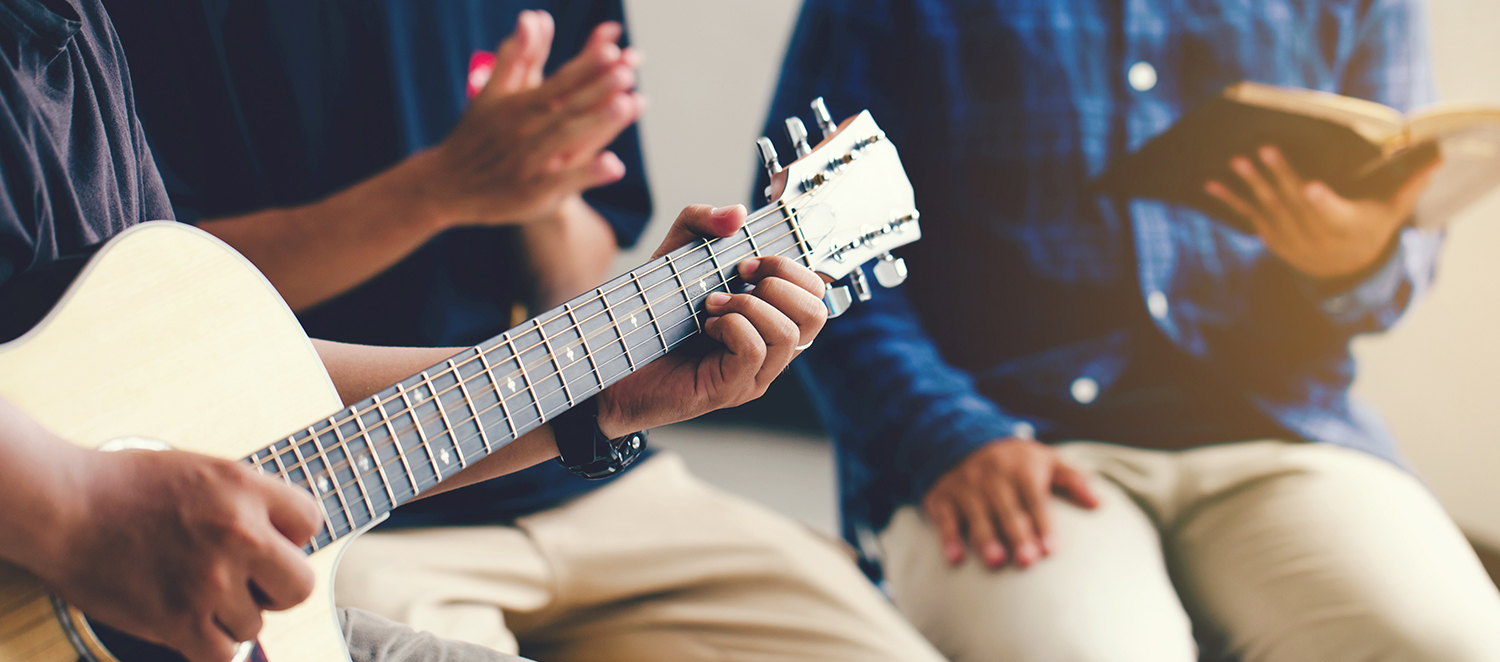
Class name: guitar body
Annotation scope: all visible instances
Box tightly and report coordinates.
[0,222,353,662]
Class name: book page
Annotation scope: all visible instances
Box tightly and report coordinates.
[1411,116,1500,228]
[1225,81,1404,144]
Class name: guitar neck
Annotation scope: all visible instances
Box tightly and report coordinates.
[243,203,811,551]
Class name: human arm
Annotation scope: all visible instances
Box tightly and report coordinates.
[198,11,643,311]
[310,204,827,493]
[1203,0,1441,335]
[518,195,620,309]
[0,397,321,662]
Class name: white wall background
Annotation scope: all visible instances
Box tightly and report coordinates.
[619,0,1500,544]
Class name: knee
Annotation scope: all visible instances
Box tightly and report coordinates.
[1358,612,1500,662]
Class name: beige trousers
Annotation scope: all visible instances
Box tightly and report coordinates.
[335,453,946,662]
[881,440,1500,662]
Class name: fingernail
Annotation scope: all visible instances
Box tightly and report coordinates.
[1042,534,1057,554]
[706,292,731,306]
[1204,180,1221,194]
[944,542,964,564]
[983,542,1005,565]
[1305,182,1326,201]
[739,258,761,277]
[1016,542,1038,566]
[601,42,621,62]
[1231,156,1252,173]
[710,204,742,218]
[1260,145,1279,163]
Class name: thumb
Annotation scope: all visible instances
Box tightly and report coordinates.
[1052,463,1099,510]
[484,11,543,97]
[1389,156,1442,218]
[652,204,744,258]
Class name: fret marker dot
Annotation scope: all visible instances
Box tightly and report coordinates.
[508,378,517,392]
[316,476,330,493]
[440,449,451,465]
[698,279,707,292]
[566,348,576,361]
[630,315,638,327]
[358,455,371,471]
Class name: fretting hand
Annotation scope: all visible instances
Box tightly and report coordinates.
[922,438,1099,569]
[595,205,828,437]
[402,10,644,229]
[1204,145,1440,281]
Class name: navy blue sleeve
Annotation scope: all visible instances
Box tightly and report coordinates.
[768,0,1023,506]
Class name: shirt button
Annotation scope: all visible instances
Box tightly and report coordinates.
[1128,61,1157,92]
[1011,422,1036,440]
[1147,290,1169,320]
[1070,377,1099,405]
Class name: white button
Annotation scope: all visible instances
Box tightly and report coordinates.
[1011,422,1036,440]
[1128,61,1157,92]
[1070,377,1099,405]
[1147,290,1169,320]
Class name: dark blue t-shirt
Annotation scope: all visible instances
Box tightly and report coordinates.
[108,0,653,526]
[0,0,173,339]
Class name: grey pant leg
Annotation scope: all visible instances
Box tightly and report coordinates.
[339,608,534,662]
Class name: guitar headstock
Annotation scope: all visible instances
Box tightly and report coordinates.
[758,99,920,317]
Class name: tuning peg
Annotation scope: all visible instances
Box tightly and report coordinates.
[824,283,854,318]
[785,117,812,157]
[873,253,908,288]
[849,265,873,302]
[811,97,836,140]
[756,137,782,175]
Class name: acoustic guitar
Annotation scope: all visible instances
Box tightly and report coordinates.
[0,104,920,662]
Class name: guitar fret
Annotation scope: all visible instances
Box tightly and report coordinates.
[599,287,635,372]
[703,237,731,294]
[565,302,603,391]
[377,395,421,498]
[424,372,465,469]
[535,318,573,407]
[478,348,519,441]
[636,270,668,357]
[286,435,338,541]
[306,426,355,534]
[331,418,377,529]
[349,404,397,513]
[265,444,321,551]
[398,384,442,483]
[743,221,762,257]
[664,253,702,333]
[451,357,494,454]
[506,334,543,423]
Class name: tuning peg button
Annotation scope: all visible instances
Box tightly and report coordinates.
[824,283,854,318]
[811,97,836,140]
[785,117,812,157]
[873,253,908,288]
[849,266,873,302]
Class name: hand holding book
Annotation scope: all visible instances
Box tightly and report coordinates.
[1203,144,1441,281]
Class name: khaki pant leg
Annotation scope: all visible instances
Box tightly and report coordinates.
[1167,441,1500,662]
[334,524,554,656]
[510,453,946,662]
[879,442,1196,662]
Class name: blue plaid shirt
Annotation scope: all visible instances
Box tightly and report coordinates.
[760,0,1439,571]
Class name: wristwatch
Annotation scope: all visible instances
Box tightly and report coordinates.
[551,396,648,479]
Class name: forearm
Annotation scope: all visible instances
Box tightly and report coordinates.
[309,340,559,498]
[199,151,453,312]
[0,398,86,571]
[519,196,618,309]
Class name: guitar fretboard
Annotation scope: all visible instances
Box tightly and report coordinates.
[245,204,810,551]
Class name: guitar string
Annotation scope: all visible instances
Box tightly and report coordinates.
[263,189,813,471]
[263,128,891,487]
[252,183,830,484]
[291,230,814,542]
[266,142,888,536]
[259,210,828,536]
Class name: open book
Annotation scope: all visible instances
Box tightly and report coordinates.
[1093,81,1500,232]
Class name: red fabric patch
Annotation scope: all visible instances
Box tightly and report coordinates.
[467,50,495,100]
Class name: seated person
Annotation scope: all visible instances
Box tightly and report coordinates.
[765,0,1500,660]
[0,1,830,661]
[102,2,947,661]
